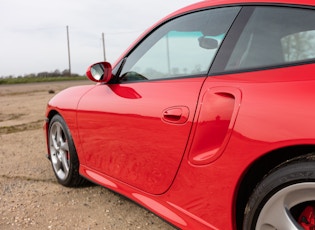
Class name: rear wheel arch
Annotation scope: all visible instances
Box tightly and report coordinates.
[235,145,315,230]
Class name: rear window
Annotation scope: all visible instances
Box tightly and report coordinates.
[225,6,315,71]
[281,31,315,62]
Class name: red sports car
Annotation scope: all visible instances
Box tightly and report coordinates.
[44,0,315,229]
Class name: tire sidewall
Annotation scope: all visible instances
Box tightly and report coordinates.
[243,159,315,230]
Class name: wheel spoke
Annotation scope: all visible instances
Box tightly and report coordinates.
[56,125,62,143]
[51,129,59,150]
[60,141,69,152]
[256,183,315,230]
[51,155,61,171]
[258,207,299,229]
[60,152,70,175]
[56,168,65,179]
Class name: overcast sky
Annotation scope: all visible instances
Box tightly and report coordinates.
[0,0,199,77]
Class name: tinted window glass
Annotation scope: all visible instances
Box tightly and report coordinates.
[225,7,315,71]
[281,31,315,62]
[119,7,240,82]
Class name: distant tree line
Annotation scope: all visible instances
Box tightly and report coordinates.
[1,69,81,79]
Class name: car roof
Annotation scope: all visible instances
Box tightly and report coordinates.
[158,0,314,29]
[177,0,313,14]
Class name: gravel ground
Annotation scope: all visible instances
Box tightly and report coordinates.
[0,81,176,230]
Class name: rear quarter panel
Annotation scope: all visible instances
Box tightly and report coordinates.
[162,63,315,229]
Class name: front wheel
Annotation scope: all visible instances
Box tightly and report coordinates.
[243,156,315,230]
[48,114,86,187]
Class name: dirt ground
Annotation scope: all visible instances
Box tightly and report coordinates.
[0,81,175,230]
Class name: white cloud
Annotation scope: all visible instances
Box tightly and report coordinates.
[0,0,198,76]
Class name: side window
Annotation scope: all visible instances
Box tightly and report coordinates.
[225,6,315,71]
[119,7,240,82]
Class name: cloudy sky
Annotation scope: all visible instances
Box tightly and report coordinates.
[0,0,199,77]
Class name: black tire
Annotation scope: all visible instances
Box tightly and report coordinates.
[48,114,86,187]
[243,155,315,230]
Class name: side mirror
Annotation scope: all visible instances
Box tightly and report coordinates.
[86,62,113,83]
[198,36,219,50]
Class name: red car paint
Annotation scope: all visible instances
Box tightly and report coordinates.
[45,0,315,229]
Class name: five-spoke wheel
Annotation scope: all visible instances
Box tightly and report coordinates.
[49,120,70,181]
[48,114,86,187]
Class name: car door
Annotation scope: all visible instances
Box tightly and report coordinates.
[77,6,241,195]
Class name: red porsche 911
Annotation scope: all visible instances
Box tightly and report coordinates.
[44,0,315,229]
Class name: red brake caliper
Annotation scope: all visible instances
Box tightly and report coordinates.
[299,206,315,230]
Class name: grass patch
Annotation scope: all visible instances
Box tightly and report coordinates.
[0,76,87,85]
